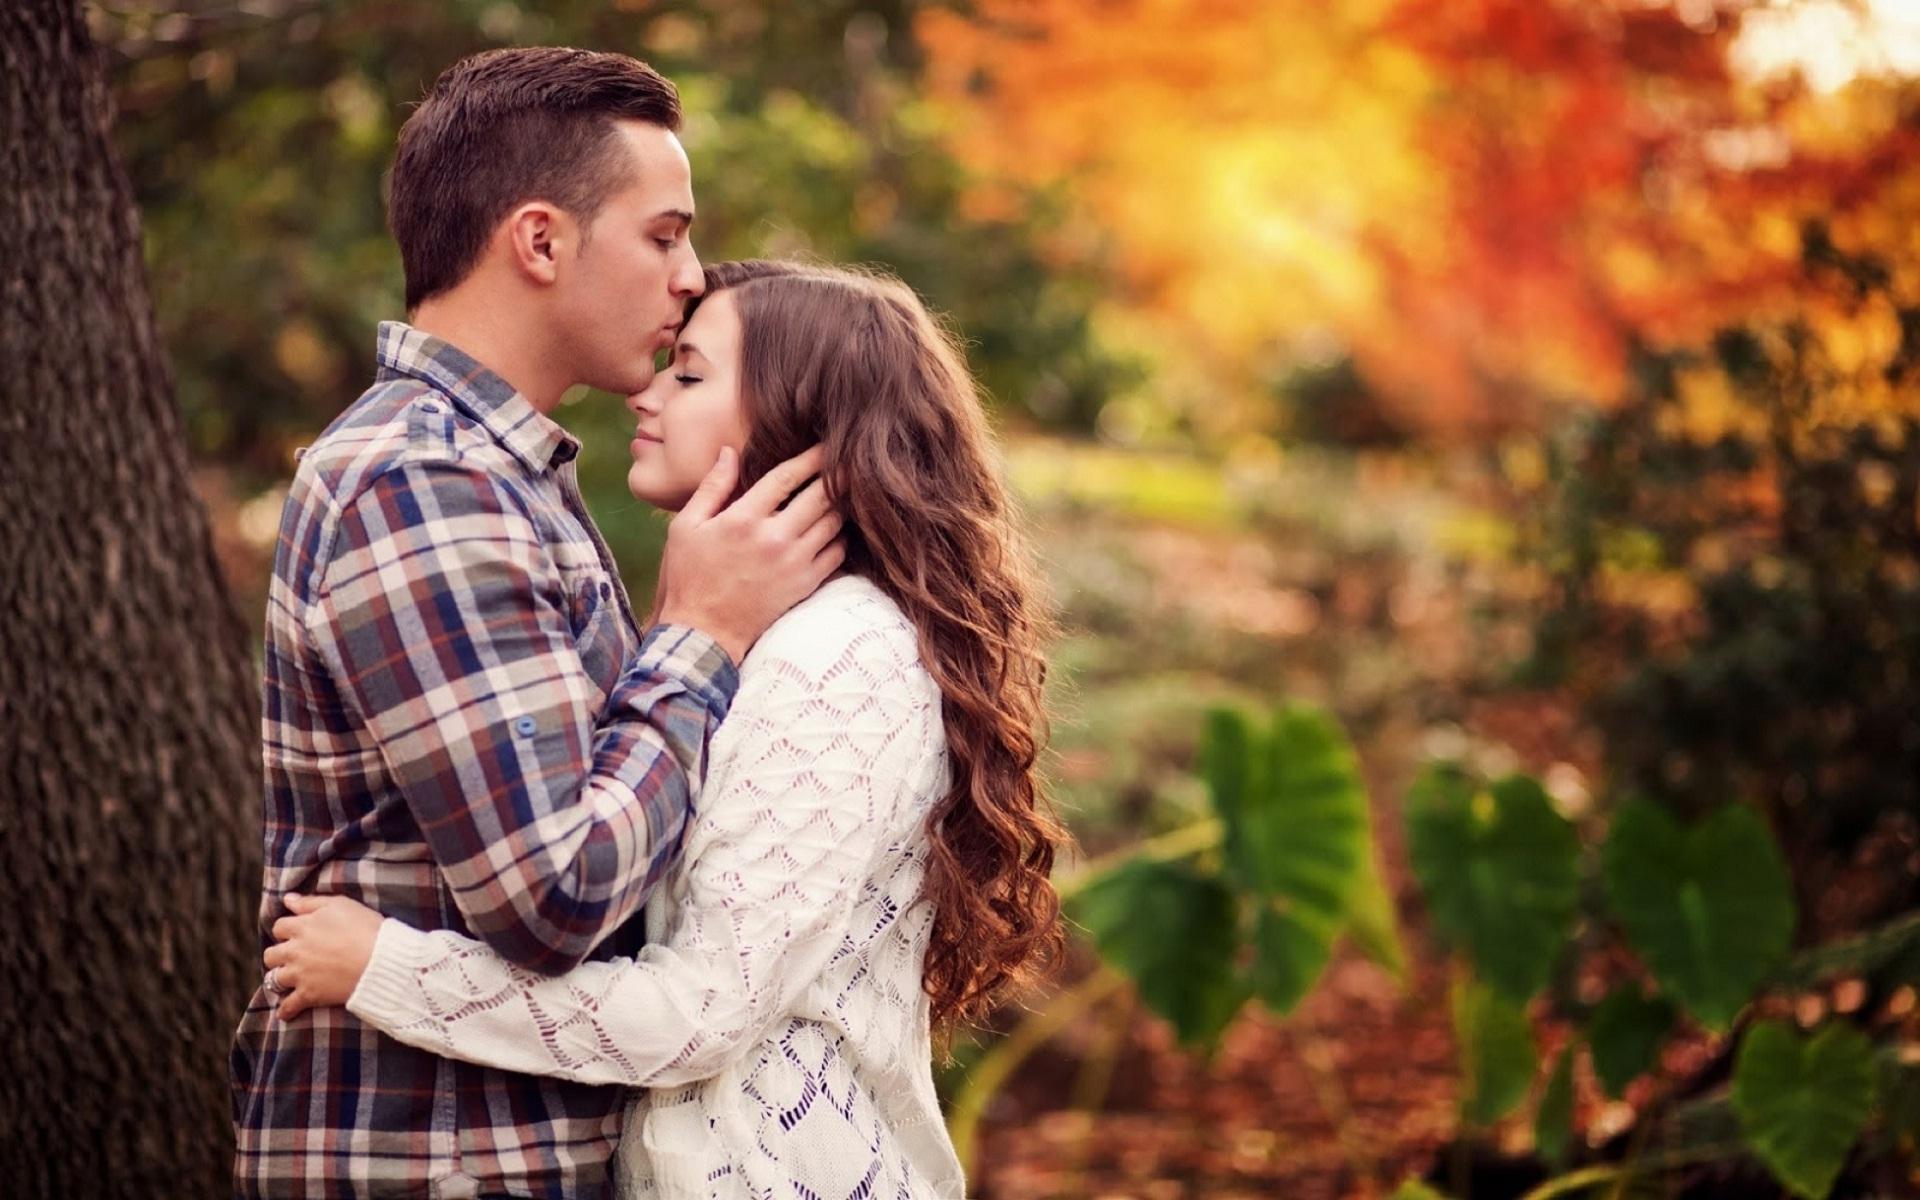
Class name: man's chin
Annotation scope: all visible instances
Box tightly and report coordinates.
[594,361,657,397]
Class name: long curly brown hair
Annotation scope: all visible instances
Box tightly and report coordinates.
[690,259,1067,1031]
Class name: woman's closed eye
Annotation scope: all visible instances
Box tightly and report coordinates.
[674,373,702,385]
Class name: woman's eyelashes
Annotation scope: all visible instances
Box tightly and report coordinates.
[674,373,702,385]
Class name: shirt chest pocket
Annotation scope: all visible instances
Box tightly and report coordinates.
[561,567,626,699]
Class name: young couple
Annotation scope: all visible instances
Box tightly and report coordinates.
[230,46,1064,1200]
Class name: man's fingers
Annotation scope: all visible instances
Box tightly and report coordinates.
[680,446,740,523]
[773,477,835,536]
[797,509,844,558]
[810,537,848,583]
[736,445,826,517]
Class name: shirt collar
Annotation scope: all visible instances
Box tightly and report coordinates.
[373,321,578,473]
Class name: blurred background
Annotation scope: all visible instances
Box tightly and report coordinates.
[93,1,1920,1196]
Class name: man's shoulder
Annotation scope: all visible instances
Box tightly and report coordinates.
[292,377,516,515]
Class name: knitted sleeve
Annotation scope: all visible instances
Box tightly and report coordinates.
[344,591,940,1087]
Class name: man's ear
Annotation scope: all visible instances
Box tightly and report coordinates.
[502,201,568,287]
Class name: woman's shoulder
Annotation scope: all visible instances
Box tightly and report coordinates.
[740,574,921,683]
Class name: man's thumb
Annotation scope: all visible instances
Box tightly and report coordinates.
[682,446,738,522]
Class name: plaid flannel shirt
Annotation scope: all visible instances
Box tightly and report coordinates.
[231,322,738,1199]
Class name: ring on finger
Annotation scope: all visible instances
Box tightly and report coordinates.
[264,966,286,995]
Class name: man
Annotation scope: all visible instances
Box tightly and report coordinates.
[230,47,840,1198]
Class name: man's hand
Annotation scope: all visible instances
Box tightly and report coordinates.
[655,445,846,664]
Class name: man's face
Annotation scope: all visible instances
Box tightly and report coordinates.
[550,120,704,395]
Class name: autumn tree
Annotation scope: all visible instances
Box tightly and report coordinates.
[0,2,261,1194]
[919,0,1920,439]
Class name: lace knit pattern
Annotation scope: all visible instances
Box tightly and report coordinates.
[348,576,967,1198]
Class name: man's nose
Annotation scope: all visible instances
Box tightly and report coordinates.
[673,243,705,297]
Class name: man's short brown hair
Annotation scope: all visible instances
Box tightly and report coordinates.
[389,47,682,309]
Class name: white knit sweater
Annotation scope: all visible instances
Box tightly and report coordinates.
[347,575,967,1199]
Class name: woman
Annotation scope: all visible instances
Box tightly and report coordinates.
[264,260,1066,1198]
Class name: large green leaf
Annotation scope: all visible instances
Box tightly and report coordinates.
[1602,799,1795,1031]
[1208,703,1370,1014]
[1069,858,1247,1047]
[1453,976,1537,1126]
[1201,706,1259,833]
[1249,899,1344,1012]
[1407,766,1580,1002]
[1218,705,1367,906]
[1587,983,1676,1097]
[1732,1021,1877,1200]
[1534,1042,1576,1164]
[1343,836,1409,983]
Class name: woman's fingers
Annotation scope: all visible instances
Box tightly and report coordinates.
[271,915,298,942]
[264,942,290,968]
[284,892,323,914]
[277,989,310,1022]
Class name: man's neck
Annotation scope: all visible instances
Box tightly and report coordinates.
[410,294,567,413]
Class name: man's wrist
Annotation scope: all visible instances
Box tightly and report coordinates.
[653,609,749,667]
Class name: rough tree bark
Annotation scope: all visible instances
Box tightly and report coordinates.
[1,2,262,1194]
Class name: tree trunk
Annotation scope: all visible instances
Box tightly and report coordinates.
[0,3,262,1195]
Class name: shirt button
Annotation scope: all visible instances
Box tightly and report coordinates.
[513,716,537,737]
[600,581,613,600]
[420,402,439,414]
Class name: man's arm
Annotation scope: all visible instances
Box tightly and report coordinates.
[310,458,733,973]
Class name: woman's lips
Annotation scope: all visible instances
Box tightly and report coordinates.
[631,431,663,452]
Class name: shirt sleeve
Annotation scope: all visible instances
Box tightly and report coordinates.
[309,458,738,973]
[344,603,939,1086]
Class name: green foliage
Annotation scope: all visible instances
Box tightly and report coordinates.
[1071,702,1387,1046]
[1601,799,1795,1031]
[1732,1021,1878,1200]
[1586,984,1675,1097]
[1215,705,1369,1009]
[1343,829,1410,982]
[1506,223,1917,1193]
[1069,858,1246,1046]
[1405,765,1580,1003]
[1452,976,1537,1127]
[1523,233,1920,894]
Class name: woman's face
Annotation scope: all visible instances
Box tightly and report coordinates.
[625,289,749,511]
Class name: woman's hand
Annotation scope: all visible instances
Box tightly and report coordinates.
[263,893,386,1021]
